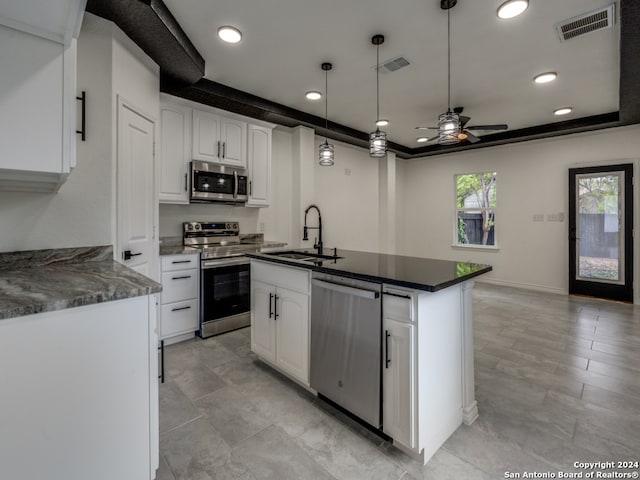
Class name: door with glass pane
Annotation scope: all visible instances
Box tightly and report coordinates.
[568,164,633,302]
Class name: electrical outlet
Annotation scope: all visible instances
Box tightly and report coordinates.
[533,214,544,222]
[259,222,265,232]
[344,168,351,176]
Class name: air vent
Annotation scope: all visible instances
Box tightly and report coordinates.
[555,4,616,42]
[375,56,411,73]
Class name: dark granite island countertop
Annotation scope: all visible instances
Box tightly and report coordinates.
[0,246,162,320]
[247,248,491,292]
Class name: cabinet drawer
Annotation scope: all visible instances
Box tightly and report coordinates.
[383,287,415,323]
[251,260,310,294]
[161,253,199,272]
[161,299,199,338]
[161,270,198,304]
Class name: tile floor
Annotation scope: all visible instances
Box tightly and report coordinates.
[158,283,640,480]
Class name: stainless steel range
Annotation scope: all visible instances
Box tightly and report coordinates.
[184,221,259,338]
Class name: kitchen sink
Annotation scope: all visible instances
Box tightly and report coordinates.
[266,250,343,262]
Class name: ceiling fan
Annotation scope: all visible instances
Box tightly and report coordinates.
[417,0,508,145]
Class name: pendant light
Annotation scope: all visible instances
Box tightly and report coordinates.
[318,62,335,166]
[369,34,387,158]
[438,2,461,145]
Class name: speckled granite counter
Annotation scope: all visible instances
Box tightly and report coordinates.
[248,248,492,292]
[0,246,162,320]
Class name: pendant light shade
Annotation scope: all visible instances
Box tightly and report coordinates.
[318,62,334,166]
[438,111,461,145]
[369,34,387,158]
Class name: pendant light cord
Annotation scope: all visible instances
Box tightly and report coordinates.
[376,43,380,125]
[447,6,451,111]
[324,68,328,141]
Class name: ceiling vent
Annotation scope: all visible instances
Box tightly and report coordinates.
[555,3,616,42]
[375,56,411,73]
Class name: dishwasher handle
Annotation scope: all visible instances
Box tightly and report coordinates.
[312,278,380,299]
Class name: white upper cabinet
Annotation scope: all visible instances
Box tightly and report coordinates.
[0,0,85,192]
[246,124,272,207]
[192,109,247,168]
[159,102,191,204]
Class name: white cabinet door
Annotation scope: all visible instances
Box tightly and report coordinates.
[117,99,156,280]
[219,118,247,168]
[251,280,277,363]
[192,109,220,162]
[275,287,309,383]
[383,317,415,449]
[246,124,272,207]
[159,104,190,204]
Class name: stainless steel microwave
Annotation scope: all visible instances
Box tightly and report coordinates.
[190,160,248,203]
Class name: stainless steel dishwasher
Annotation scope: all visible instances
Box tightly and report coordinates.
[310,273,382,428]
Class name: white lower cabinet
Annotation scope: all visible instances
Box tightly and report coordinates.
[383,316,415,449]
[251,261,310,385]
[159,253,200,342]
[0,295,158,480]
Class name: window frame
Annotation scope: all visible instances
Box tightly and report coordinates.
[453,171,499,250]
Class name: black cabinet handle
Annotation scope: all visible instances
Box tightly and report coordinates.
[222,142,226,158]
[123,250,142,261]
[171,306,191,312]
[158,340,165,383]
[76,91,86,141]
[383,291,411,299]
[217,141,221,158]
[171,275,191,280]
[385,330,391,368]
[171,260,191,264]
[274,294,279,319]
[184,172,188,192]
[269,293,274,318]
[249,180,252,196]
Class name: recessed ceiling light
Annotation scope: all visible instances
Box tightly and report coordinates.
[497,0,529,19]
[534,72,557,84]
[305,91,322,101]
[554,107,573,116]
[376,119,389,127]
[416,137,429,143]
[217,26,242,44]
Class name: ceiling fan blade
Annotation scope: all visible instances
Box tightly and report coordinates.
[459,115,471,127]
[465,124,508,131]
[415,126,439,130]
[464,131,481,143]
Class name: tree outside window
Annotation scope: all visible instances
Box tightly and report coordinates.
[455,172,497,246]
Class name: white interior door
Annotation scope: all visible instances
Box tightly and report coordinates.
[117,98,156,280]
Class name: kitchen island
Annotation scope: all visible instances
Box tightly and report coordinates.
[246,248,491,465]
[0,246,161,480]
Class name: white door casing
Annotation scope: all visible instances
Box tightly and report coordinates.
[117,97,156,280]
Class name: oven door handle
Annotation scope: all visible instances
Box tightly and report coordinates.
[201,256,250,268]
[233,170,238,200]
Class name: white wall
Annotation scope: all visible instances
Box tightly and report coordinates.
[398,125,640,298]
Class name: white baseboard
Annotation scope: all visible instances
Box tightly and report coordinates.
[476,278,567,296]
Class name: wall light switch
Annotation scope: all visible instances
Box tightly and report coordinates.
[533,214,544,222]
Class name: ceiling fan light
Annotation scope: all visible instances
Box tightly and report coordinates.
[458,132,468,140]
[554,107,572,116]
[416,137,429,143]
[497,0,528,19]
[319,141,335,166]
[305,91,322,100]
[534,72,557,84]
[376,119,389,127]
[217,26,242,43]
[438,111,461,145]
[369,129,387,157]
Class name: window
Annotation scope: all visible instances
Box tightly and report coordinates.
[455,172,497,247]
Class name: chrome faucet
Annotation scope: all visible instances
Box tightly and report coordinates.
[303,204,323,254]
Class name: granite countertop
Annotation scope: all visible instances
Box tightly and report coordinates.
[247,248,492,292]
[0,246,162,321]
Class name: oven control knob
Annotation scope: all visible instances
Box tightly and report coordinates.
[187,224,193,230]
[226,223,232,230]
[233,223,239,230]
[195,224,201,230]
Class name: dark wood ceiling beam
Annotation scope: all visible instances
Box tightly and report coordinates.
[86,0,204,85]
[619,0,640,125]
